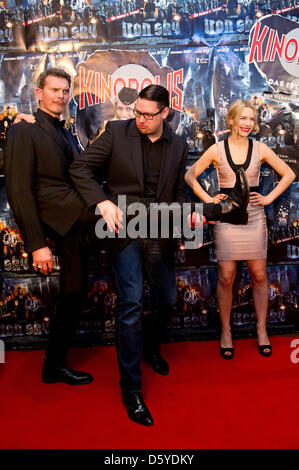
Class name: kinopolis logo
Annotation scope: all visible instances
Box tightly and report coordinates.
[78,63,184,111]
[249,15,299,91]
[73,49,185,148]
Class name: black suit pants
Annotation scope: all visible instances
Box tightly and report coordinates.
[45,209,100,366]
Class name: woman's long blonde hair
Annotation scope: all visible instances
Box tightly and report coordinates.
[227,99,259,134]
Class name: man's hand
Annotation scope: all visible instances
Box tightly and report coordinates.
[187,212,207,229]
[97,200,124,233]
[32,246,53,275]
[14,113,36,125]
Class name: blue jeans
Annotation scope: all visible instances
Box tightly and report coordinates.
[110,239,177,393]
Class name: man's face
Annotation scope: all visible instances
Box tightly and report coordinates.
[135,97,169,140]
[115,97,136,120]
[36,75,70,117]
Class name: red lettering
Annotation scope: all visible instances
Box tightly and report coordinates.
[140,78,153,89]
[79,66,94,110]
[95,72,100,105]
[113,78,126,97]
[128,78,139,90]
[101,74,112,103]
[264,28,275,62]
[172,69,183,111]
[270,31,286,61]
[285,38,298,62]
[167,72,172,105]
[249,22,269,63]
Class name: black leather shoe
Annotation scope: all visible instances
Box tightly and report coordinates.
[219,168,250,225]
[144,352,169,376]
[122,391,154,426]
[42,362,94,385]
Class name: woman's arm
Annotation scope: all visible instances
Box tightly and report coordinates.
[185,144,226,203]
[250,143,296,206]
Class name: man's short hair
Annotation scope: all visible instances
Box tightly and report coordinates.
[138,85,169,111]
[37,67,71,89]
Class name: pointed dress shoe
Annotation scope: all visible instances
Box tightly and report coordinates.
[144,352,169,376]
[122,391,154,426]
[42,362,94,385]
[219,167,250,225]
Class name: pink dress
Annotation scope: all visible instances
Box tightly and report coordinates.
[214,138,267,260]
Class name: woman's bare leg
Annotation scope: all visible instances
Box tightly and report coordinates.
[247,259,270,353]
[217,260,237,356]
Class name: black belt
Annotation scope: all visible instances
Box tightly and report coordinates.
[219,186,259,195]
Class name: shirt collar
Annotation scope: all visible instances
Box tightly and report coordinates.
[37,109,65,128]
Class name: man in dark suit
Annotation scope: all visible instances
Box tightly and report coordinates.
[4,67,99,386]
[70,85,249,425]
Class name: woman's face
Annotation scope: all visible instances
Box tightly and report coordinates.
[231,107,256,137]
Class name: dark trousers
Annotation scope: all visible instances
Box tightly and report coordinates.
[45,202,220,368]
[110,239,177,394]
[45,209,100,367]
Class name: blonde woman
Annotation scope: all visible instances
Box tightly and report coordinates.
[185,100,295,359]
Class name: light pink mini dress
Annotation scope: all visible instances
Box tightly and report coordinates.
[214,138,267,261]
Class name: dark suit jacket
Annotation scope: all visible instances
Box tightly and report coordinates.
[69,119,189,252]
[4,109,85,253]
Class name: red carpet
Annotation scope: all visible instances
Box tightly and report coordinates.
[1,336,299,449]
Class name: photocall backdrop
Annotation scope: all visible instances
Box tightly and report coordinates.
[0,0,298,349]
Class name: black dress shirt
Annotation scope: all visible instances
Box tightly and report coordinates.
[141,124,172,201]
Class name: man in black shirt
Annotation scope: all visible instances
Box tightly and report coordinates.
[70,85,249,426]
